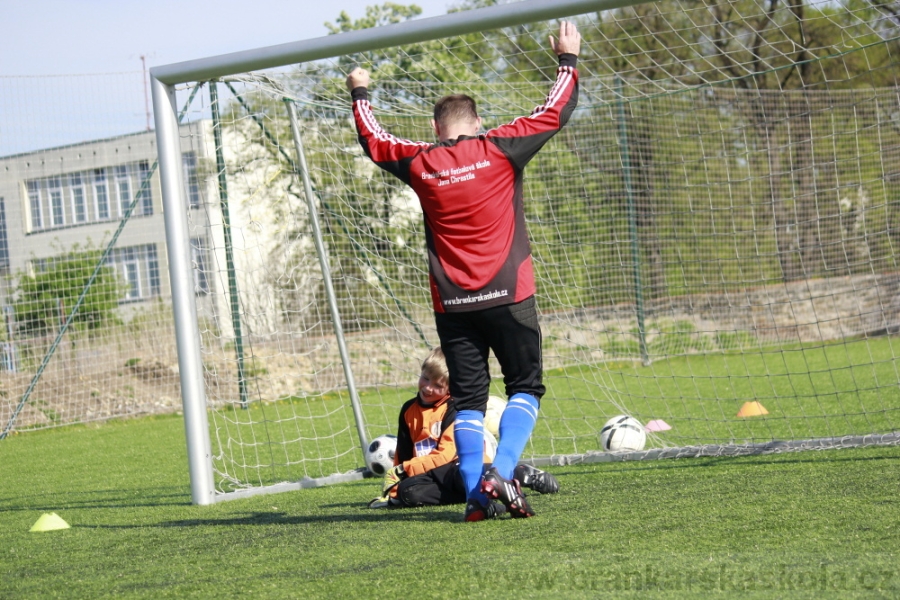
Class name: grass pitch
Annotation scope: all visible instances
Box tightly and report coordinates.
[1,415,898,598]
[201,336,900,492]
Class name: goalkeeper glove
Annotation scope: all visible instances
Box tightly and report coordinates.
[368,495,391,509]
[381,464,405,495]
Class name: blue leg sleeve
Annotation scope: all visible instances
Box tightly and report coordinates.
[491,393,539,480]
[454,410,488,504]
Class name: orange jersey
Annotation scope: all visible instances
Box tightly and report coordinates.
[395,395,458,478]
[394,394,493,478]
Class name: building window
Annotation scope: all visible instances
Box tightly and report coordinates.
[27,180,43,230]
[69,173,87,223]
[48,177,65,227]
[147,245,160,295]
[108,244,160,302]
[115,165,132,217]
[190,237,210,295]
[122,257,141,300]
[137,160,153,216]
[26,160,154,233]
[0,198,8,269]
[182,152,201,209]
[94,168,110,221]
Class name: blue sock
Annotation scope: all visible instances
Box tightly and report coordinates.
[454,410,488,505]
[492,393,539,480]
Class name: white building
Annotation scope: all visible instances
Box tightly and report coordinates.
[0,121,225,331]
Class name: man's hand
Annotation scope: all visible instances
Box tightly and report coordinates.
[346,67,370,92]
[550,20,581,57]
[381,464,405,494]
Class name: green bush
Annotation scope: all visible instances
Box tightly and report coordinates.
[11,244,125,337]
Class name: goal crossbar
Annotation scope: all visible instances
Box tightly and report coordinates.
[151,0,642,85]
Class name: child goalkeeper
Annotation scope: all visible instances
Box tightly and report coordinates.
[369,347,558,509]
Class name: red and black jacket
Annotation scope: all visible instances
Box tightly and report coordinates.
[351,54,579,313]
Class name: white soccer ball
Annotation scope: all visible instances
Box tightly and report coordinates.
[484,395,507,438]
[600,415,647,452]
[483,429,498,461]
[365,434,397,475]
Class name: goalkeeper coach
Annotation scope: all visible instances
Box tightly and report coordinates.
[347,21,580,521]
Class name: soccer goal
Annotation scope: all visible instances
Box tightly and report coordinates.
[150,0,900,504]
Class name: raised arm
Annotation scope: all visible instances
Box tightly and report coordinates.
[347,67,430,185]
[484,21,580,169]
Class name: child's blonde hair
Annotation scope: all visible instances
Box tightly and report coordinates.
[421,347,449,384]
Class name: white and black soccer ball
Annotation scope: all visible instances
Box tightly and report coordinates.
[600,415,647,452]
[365,434,397,475]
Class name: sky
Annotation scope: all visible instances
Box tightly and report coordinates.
[1,0,457,76]
[0,0,458,155]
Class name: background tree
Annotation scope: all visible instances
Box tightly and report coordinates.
[578,0,899,283]
[11,245,125,337]
[219,0,899,332]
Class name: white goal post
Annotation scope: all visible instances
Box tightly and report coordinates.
[151,0,900,504]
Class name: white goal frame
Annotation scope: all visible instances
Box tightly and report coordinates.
[151,0,641,505]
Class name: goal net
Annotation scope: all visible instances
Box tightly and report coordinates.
[155,0,900,502]
[0,72,192,440]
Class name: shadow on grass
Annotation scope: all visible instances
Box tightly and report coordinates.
[79,508,465,528]
[0,486,190,512]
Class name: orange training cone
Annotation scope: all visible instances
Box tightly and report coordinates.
[736,401,769,418]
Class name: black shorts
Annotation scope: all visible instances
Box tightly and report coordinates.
[434,296,545,413]
[395,462,467,507]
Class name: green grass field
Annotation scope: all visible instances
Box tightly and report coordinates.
[203,336,900,491]
[2,414,898,598]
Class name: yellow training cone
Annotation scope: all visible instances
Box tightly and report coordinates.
[30,513,70,532]
[736,401,769,418]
